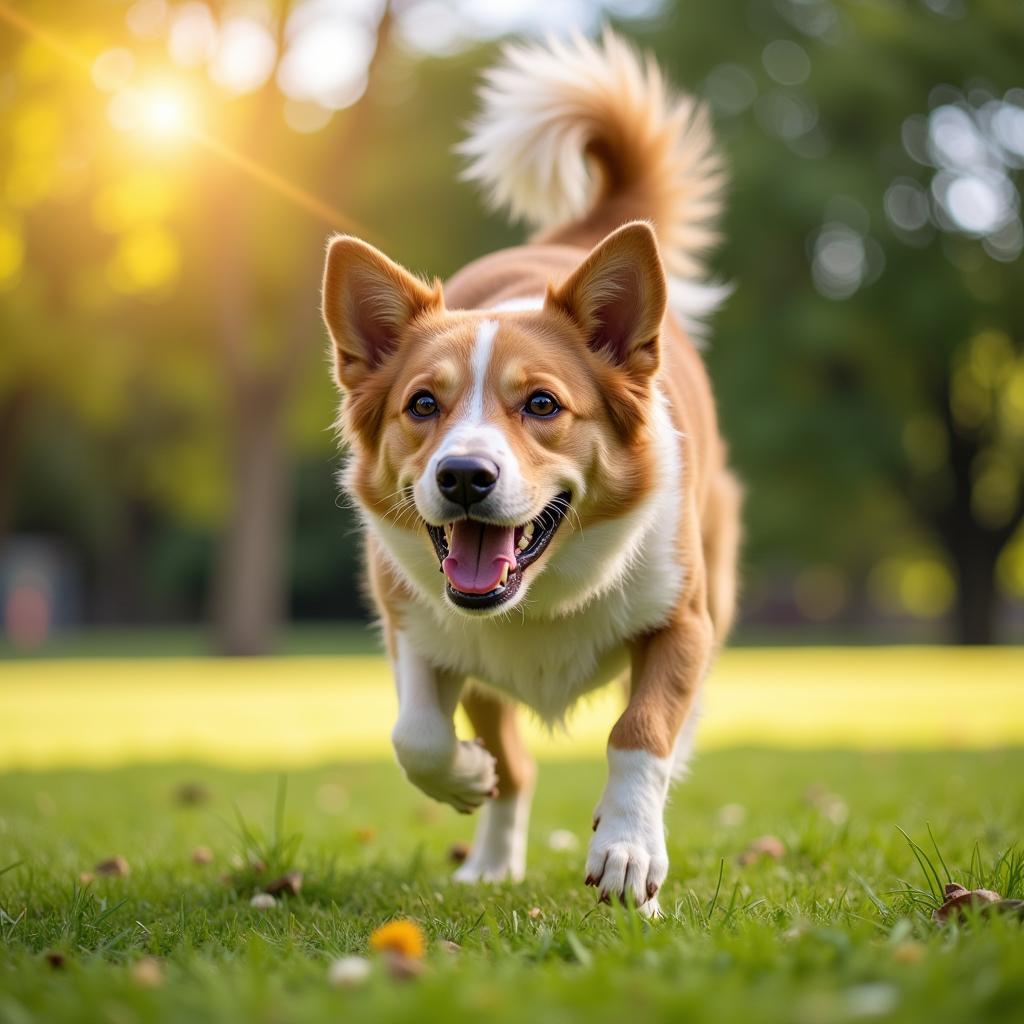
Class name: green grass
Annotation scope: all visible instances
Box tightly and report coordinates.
[0,624,383,661]
[1,749,1022,1024]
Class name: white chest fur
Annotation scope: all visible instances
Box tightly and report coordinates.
[364,394,685,723]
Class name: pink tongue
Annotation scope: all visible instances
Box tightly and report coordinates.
[442,521,517,594]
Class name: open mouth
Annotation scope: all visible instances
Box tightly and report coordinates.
[425,492,571,610]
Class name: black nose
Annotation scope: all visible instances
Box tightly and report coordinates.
[436,455,500,510]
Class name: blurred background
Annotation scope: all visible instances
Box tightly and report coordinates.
[1,0,1023,659]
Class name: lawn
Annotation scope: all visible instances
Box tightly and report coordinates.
[3,647,1023,767]
[1,648,1022,1022]
[1,748,1023,1024]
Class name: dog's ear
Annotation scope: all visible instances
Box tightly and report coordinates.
[322,235,444,389]
[545,221,667,378]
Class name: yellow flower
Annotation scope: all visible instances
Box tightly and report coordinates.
[369,919,426,960]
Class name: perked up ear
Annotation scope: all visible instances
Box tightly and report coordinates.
[544,221,668,377]
[321,235,444,389]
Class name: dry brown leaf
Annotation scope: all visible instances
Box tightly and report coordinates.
[94,856,129,877]
[737,835,786,866]
[174,782,210,806]
[448,842,471,865]
[131,957,165,988]
[264,871,303,897]
[933,882,1001,923]
[385,952,425,981]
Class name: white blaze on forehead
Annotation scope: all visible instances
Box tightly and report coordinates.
[468,318,499,423]
[417,315,532,524]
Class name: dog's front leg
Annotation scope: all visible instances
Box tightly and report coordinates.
[390,632,498,814]
[586,603,713,916]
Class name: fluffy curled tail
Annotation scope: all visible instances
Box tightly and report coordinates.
[458,29,725,286]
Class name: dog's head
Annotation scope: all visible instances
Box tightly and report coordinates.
[321,222,668,616]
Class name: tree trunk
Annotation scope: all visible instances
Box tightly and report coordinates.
[0,387,31,544]
[948,531,999,645]
[930,379,1019,645]
[211,385,290,655]
[205,2,394,654]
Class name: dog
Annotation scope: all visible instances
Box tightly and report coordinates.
[320,30,741,916]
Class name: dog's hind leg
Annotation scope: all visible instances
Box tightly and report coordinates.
[454,687,536,883]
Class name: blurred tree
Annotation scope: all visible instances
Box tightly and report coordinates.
[632,0,1024,642]
[198,2,396,654]
[2,0,1022,648]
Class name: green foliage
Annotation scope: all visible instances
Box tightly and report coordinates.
[2,0,1023,638]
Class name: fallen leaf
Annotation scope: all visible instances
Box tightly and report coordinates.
[737,835,786,866]
[78,872,95,885]
[94,856,129,877]
[438,939,461,954]
[527,906,543,920]
[384,952,425,981]
[249,893,276,910]
[174,782,210,806]
[448,842,471,865]
[264,871,303,897]
[933,882,1001,923]
[191,846,214,866]
[131,957,164,988]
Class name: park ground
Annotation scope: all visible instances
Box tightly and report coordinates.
[1,645,1022,1023]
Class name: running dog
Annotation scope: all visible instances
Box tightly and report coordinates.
[320,30,741,915]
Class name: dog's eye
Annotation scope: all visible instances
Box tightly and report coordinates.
[408,391,439,419]
[524,391,560,418]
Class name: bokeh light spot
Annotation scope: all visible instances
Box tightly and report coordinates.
[91,47,135,92]
[107,226,180,293]
[209,16,276,95]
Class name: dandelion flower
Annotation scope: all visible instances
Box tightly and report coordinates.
[369,919,426,959]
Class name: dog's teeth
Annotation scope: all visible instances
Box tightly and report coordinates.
[499,564,509,586]
[516,536,529,552]
[523,522,535,541]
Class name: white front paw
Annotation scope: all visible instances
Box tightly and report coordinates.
[402,738,498,814]
[585,808,668,912]
[584,748,672,913]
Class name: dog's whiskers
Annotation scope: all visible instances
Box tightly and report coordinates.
[549,496,584,538]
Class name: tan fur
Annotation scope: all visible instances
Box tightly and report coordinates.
[320,30,742,898]
[337,232,739,762]
[461,689,536,798]
[459,30,724,279]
